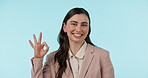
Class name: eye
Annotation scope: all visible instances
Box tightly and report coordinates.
[71,23,77,26]
[81,24,88,26]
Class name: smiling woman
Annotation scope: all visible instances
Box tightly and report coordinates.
[29,7,114,78]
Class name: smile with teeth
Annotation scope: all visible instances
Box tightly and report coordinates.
[73,33,83,38]
[74,34,81,36]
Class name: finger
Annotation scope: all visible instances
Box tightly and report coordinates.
[43,42,49,52]
[38,32,42,44]
[28,40,34,48]
[33,34,37,45]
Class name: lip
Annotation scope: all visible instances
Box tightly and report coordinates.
[72,33,83,38]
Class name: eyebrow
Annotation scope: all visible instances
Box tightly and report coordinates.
[70,21,88,24]
[70,21,78,23]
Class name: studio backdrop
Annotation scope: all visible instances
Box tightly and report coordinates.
[0,0,148,78]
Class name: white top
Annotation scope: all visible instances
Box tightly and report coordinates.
[68,42,87,78]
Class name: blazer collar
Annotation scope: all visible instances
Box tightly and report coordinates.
[64,44,94,78]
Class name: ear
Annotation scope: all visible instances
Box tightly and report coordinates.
[63,23,67,33]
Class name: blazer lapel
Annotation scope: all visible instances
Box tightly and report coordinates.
[79,44,94,78]
[64,60,73,78]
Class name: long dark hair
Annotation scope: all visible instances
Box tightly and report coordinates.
[54,7,94,78]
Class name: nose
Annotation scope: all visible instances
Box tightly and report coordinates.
[75,25,81,32]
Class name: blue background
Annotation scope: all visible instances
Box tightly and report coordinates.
[0,0,148,78]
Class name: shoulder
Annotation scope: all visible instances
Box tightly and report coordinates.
[88,44,112,65]
[45,51,58,64]
[94,45,109,54]
[46,51,57,58]
[88,44,109,57]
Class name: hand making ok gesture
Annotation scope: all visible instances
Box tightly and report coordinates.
[29,32,49,58]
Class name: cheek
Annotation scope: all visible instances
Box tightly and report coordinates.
[67,27,75,32]
[84,28,89,34]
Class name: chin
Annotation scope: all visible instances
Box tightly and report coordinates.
[71,38,85,43]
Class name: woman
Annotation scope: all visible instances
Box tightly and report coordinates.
[29,8,114,78]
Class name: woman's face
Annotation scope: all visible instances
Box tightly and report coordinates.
[63,14,89,43]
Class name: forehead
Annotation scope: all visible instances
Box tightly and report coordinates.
[67,14,89,23]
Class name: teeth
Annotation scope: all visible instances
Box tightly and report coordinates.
[74,34,81,36]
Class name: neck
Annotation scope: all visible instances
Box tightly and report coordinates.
[69,40,85,55]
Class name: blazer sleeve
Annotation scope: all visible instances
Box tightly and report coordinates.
[101,51,115,78]
[31,56,52,78]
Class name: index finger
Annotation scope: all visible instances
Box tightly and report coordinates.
[43,42,49,52]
